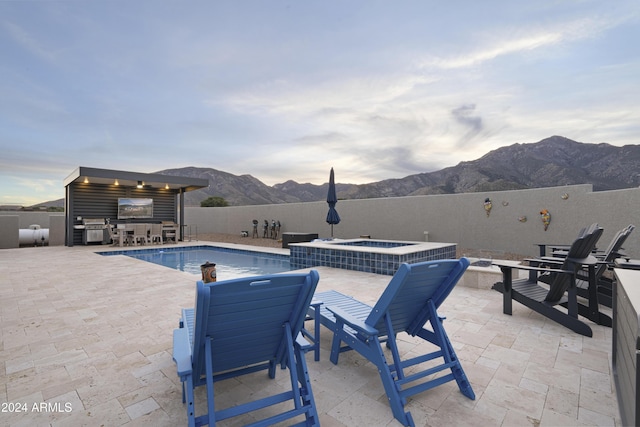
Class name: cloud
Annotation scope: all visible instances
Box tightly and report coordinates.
[1,1,639,205]
[416,13,629,71]
[451,104,483,147]
[294,132,349,145]
[2,20,57,63]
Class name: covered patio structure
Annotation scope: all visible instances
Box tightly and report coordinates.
[63,167,208,246]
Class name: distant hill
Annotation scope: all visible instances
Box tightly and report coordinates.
[331,135,640,199]
[156,167,301,207]
[30,136,640,208]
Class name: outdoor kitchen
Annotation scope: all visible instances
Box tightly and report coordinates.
[63,167,208,247]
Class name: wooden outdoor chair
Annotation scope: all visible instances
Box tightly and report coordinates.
[572,224,633,308]
[149,223,164,245]
[492,224,603,337]
[132,223,149,245]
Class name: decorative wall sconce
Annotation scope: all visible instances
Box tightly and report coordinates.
[137,181,143,189]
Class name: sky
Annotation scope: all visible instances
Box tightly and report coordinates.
[1,1,639,206]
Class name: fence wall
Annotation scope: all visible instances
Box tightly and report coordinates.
[2,185,638,258]
[185,184,640,258]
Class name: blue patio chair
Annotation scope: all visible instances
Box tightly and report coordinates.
[173,271,320,427]
[314,259,474,427]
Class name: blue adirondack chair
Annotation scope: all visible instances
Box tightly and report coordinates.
[314,259,474,427]
[173,271,320,427]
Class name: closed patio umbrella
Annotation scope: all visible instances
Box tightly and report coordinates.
[326,167,341,238]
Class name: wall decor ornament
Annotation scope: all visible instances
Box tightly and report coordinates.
[562,193,569,200]
[540,209,551,231]
[519,216,527,222]
[484,198,492,217]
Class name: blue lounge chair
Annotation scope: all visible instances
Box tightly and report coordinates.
[314,259,474,427]
[173,271,320,427]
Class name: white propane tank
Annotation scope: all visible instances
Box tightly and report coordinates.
[18,225,49,245]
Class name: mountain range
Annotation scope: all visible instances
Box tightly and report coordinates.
[158,136,640,206]
[30,135,640,208]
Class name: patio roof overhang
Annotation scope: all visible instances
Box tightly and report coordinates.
[63,166,209,192]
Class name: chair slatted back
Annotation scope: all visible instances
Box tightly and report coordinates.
[545,225,603,303]
[191,271,319,378]
[365,259,470,337]
[600,224,634,266]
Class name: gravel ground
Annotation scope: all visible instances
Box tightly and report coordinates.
[196,232,527,261]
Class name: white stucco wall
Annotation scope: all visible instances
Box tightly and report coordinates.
[184,184,639,258]
[1,185,638,256]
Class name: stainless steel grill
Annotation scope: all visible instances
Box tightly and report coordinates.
[82,218,106,244]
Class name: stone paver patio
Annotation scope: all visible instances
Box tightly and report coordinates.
[0,242,620,426]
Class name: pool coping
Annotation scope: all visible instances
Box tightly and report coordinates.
[89,239,290,256]
[289,238,456,255]
[96,243,290,260]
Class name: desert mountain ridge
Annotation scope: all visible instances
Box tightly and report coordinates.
[30,136,640,208]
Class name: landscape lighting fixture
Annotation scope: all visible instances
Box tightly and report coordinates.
[137,181,143,189]
[114,179,119,186]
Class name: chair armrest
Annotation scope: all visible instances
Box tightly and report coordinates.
[614,249,630,260]
[532,255,598,266]
[172,327,193,378]
[525,257,564,266]
[296,333,311,349]
[326,305,379,337]
[493,261,574,276]
[566,255,598,266]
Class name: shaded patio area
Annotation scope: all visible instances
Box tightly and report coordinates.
[0,243,619,426]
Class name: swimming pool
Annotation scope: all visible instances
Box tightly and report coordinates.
[99,246,291,279]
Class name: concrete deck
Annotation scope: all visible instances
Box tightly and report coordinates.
[0,243,620,426]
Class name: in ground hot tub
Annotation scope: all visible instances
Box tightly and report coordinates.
[289,238,456,275]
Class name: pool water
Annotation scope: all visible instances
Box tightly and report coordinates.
[100,246,291,279]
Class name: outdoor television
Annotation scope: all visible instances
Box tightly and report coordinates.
[117,198,153,219]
